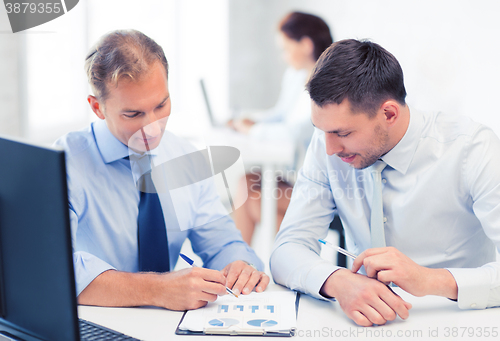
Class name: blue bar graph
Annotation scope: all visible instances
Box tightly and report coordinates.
[250,305,259,313]
[234,305,244,312]
[218,305,228,313]
[265,305,275,313]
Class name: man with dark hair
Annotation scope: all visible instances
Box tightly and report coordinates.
[271,39,500,326]
[55,29,269,311]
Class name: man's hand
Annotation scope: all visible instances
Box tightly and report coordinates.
[156,267,228,310]
[351,247,458,299]
[222,260,270,296]
[320,269,412,327]
[78,268,227,311]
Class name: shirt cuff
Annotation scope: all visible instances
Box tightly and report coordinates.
[304,261,340,301]
[73,251,116,296]
[446,267,491,309]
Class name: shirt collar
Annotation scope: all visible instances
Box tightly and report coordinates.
[93,119,129,163]
[93,119,161,164]
[380,109,423,175]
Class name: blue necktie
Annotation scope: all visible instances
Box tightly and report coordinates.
[370,160,387,248]
[131,156,170,272]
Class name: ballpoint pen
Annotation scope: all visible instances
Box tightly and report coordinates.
[179,253,239,298]
[318,239,357,260]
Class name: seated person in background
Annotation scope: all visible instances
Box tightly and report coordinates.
[271,39,500,326]
[231,11,333,245]
[54,29,269,311]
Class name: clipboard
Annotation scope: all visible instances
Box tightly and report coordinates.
[175,291,300,337]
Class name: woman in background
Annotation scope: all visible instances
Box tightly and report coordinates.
[230,11,333,245]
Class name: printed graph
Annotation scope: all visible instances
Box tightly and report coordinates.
[208,318,239,327]
[247,319,278,328]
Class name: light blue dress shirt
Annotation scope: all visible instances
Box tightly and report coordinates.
[271,110,500,310]
[55,119,263,295]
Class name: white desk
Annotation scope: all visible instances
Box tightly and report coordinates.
[79,283,500,341]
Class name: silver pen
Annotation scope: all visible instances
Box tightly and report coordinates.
[318,239,357,260]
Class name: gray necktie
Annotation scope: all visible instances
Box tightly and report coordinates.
[370,160,387,248]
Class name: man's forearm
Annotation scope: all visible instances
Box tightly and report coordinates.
[424,268,458,300]
[77,269,163,307]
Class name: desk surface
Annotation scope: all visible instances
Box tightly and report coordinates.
[78,284,500,341]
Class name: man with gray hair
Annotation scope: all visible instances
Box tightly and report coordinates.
[55,29,269,311]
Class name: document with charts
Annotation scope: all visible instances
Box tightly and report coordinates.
[176,290,299,336]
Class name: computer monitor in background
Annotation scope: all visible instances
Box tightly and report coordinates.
[0,136,79,341]
[200,78,218,127]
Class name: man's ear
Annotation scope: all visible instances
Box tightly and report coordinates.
[88,95,105,120]
[380,100,400,126]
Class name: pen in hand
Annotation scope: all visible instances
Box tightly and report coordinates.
[179,253,239,298]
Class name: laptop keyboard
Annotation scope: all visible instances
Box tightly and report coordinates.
[79,319,141,340]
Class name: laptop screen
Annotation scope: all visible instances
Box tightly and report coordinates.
[0,136,79,341]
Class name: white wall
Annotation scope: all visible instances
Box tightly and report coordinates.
[229,0,500,135]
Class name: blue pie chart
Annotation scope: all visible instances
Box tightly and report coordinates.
[208,318,239,327]
[247,319,278,328]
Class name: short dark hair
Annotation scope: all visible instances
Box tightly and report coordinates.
[85,29,169,102]
[306,39,406,116]
[279,11,333,61]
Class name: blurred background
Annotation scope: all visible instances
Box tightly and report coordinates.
[1,0,500,144]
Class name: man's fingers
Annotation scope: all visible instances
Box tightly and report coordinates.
[359,304,388,326]
[223,261,250,289]
[255,273,270,292]
[240,271,269,295]
[350,311,372,327]
[198,267,226,286]
[351,253,366,273]
[201,280,227,296]
[352,248,393,273]
[198,291,220,303]
[230,268,254,296]
[224,267,239,289]
[380,288,411,320]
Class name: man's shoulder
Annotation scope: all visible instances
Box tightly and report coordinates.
[421,111,484,142]
[53,124,96,157]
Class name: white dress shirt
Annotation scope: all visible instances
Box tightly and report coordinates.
[271,110,500,310]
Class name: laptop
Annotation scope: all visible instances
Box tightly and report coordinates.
[199,78,221,127]
[0,136,140,341]
[200,79,240,128]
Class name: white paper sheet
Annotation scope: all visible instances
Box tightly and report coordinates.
[178,291,297,335]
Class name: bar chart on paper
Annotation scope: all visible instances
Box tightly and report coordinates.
[177,291,297,335]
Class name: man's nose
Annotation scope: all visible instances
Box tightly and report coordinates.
[142,112,162,136]
[325,133,343,156]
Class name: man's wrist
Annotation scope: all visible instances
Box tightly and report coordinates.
[319,268,349,299]
[424,268,458,300]
[241,260,258,271]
